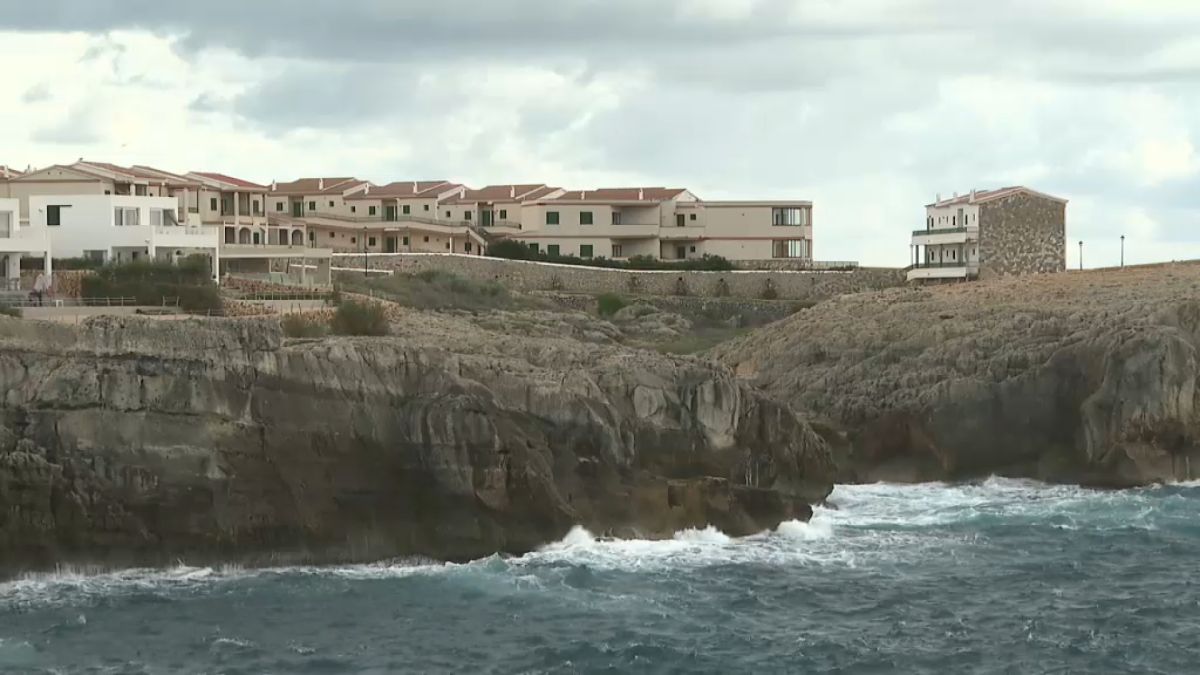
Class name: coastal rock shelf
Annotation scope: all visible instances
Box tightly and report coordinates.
[0,312,833,576]
[714,263,1200,486]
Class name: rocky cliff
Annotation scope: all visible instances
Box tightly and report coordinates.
[0,308,833,577]
[713,264,1200,487]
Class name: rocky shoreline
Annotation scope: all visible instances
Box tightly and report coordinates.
[714,264,1200,487]
[5,263,1199,575]
[0,310,831,577]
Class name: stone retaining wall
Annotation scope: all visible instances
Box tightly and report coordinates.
[531,292,800,325]
[337,254,906,302]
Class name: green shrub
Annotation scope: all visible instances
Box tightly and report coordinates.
[596,293,627,316]
[486,241,733,271]
[80,257,221,312]
[0,306,19,318]
[331,299,390,336]
[281,313,328,338]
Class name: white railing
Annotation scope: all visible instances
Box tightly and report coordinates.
[155,225,219,238]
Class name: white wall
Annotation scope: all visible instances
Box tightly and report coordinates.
[29,194,180,259]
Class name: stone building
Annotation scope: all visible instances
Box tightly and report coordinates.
[907,186,1067,282]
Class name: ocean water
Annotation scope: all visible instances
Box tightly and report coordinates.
[2,479,1200,674]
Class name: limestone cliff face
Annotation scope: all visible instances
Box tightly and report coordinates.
[0,313,832,576]
[713,266,1200,486]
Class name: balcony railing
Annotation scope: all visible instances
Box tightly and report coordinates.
[155,225,219,238]
[909,261,977,269]
[912,227,970,236]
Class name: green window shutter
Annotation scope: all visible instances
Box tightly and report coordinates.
[580,211,593,225]
[547,244,560,256]
[580,244,593,258]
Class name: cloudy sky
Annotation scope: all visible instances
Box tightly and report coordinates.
[2,0,1198,267]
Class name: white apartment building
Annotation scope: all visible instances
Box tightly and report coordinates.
[0,197,51,291]
[28,194,220,279]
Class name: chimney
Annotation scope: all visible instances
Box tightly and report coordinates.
[1,166,7,179]
[952,191,958,199]
[412,181,417,192]
[638,188,644,200]
[510,185,516,198]
[581,190,587,200]
[970,188,976,202]
[318,178,324,191]
[936,193,941,203]
[364,184,370,195]
[270,180,277,191]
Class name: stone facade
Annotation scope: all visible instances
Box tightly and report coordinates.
[979,192,1066,279]
[335,253,906,303]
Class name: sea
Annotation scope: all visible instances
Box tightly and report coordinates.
[2,478,1199,674]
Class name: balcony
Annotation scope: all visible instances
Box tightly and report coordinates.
[152,225,220,249]
[0,224,50,253]
[907,261,979,281]
[912,226,977,246]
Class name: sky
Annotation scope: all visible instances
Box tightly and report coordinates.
[2,0,1199,268]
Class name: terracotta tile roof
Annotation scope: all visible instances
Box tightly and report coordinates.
[269,177,363,195]
[0,165,23,178]
[927,186,1068,207]
[445,184,549,204]
[345,180,455,200]
[549,187,688,203]
[127,165,206,187]
[191,171,268,191]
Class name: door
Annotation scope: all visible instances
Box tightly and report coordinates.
[385,237,397,253]
[676,214,685,227]
[385,205,397,222]
[292,201,303,218]
[675,245,686,259]
[481,210,493,227]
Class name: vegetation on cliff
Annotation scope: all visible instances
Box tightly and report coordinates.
[487,239,734,271]
[80,256,221,312]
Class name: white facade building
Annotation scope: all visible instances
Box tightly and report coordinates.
[0,197,51,291]
[28,195,219,278]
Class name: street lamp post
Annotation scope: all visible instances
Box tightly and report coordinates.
[1120,235,1125,268]
[1078,241,1083,271]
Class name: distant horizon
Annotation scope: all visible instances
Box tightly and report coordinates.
[3,1,1197,269]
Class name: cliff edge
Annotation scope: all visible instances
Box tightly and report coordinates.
[713,264,1200,486]
[0,309,833,576]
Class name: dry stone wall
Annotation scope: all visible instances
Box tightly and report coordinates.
[339,254,906,303]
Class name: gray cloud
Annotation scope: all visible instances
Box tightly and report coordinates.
[21,83,50,103]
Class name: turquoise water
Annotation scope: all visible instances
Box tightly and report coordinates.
[2,479,1199,674]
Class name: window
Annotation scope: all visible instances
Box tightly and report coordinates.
[84,250,106,263]
[351,206,357,213]
[369,206,377,216]
[676,214,685,227]
[927,216,933,229]
[528,243,540,253]
[328,200,335,208]
[772,207,807,226]
[210,197,218,211]
[611,244,623,258]
[46,205,68,226]
[423,236,429,242]
[368,237,377,247]
[135,185,147,196]
[150,209,164,227]
[465,211,472,220]
[546,211,560,225]
[253,200,260,214]
[612,211,622,225]
[690,245,696,253]
[351,237,357,244]
[580,211,593,225]
[104,190,111,195]
[580,244,594,258]
[403,205,411,215]
[464,242,472,252]
[690,214,697,221]
[547,244,560,256]
[329,232,335,238]
[276,202,284,211]
[308,201,316,211]
[445,242,450,250]
[772,239,809,259]
[402,236,410,245]
[499,209,507,219]
[445,210,452,218]
[113,207,139,226]
[308,230,314,241]
[424,204,430,211]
